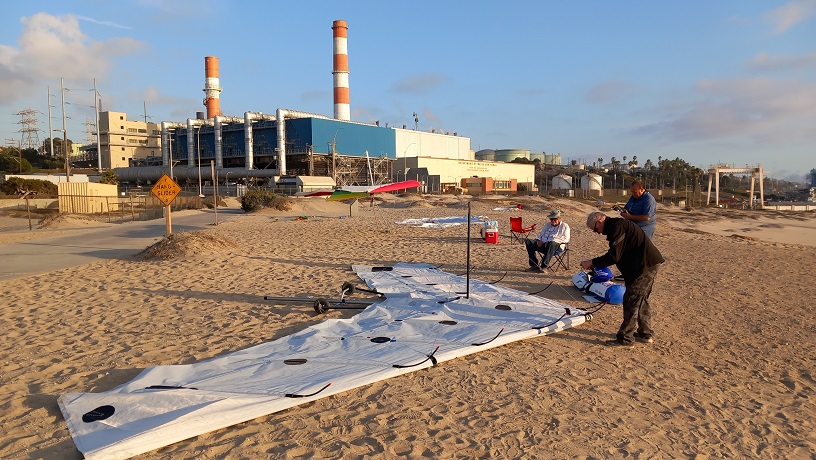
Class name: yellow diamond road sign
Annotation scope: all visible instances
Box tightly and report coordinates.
[151,174,181,207]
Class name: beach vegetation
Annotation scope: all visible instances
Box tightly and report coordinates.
[137,231,237,260]
[1,144,68,170]
[98,170,120,185]
[240,190,292,212]
[0,153,33,173]
[0,177,58,197]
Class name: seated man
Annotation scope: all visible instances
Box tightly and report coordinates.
[525,209,570,271]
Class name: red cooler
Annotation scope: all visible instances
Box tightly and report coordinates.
[484,229,498,244]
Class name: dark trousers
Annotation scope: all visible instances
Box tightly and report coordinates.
[617,266,659,344]
[525,239,561,268]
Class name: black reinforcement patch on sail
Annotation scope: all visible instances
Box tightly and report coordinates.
[82,405,115,423]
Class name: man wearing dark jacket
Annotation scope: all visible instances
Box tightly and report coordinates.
[580,211,665,347]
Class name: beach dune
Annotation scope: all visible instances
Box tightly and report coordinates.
[1,196,814,459]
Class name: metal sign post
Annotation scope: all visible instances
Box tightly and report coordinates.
[151,174,182,236]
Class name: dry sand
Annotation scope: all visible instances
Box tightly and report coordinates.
[1,196,814,459]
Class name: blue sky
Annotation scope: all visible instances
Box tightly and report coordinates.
[1,0,814,181]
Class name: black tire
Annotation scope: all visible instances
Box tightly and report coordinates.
[341,282,356,295]
[314,298,330,314]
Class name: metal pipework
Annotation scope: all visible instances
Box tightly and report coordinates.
[276,108,331,176]
[213,115,243,169]
[243,111,276,171]
[186,118,206,167]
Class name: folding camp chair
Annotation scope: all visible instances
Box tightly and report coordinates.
[549,243,570,271]
[509,217,536,244]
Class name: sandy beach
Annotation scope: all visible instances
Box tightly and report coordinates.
[1,195,814,459]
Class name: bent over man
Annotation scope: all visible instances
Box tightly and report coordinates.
[580,211,664,347]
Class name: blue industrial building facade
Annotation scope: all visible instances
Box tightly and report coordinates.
[296,118,395,157]
[171,118,396,166]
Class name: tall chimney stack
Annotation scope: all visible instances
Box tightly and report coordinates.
[332,20,350,121]
[203,56,222,119]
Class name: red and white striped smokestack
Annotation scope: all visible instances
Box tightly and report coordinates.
[203,56,222,119]
[332,20,350,121]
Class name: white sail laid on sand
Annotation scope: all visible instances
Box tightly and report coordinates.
[59,263,588,459]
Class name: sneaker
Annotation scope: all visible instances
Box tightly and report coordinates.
[525,266,543,273]
[604,339,635,348]
[634,333,654,343]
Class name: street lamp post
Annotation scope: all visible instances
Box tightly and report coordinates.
[90,79,101,171]
[402,142,416,180]
[329,128,343,182]
[197,126,204,197]
[60,77,70,182]
[168,131,174,180]
[7,140,22,173]
[47,86,54,158]
[53,128,66,165]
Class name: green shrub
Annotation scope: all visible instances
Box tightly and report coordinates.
[41,156,66,169]
[0,177,58,197]
[240,190,292,212]
[0,154,32,173]
[98,170,119,185]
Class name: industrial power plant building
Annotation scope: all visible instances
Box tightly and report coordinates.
[103,20,536,194]
[111,113,535,194]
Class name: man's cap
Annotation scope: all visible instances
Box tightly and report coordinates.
[548,209,562,219]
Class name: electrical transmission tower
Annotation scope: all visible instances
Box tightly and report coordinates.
[16,109,41,150]
[84,117,96,143]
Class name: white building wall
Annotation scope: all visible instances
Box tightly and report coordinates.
[393,128,472,161]
[403,157,535,187]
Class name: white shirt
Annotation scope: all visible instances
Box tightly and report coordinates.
[536,221,570,247]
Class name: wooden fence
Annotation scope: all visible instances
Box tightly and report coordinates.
[56,192,203,222]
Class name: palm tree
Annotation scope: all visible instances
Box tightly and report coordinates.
[658,155,663,189]
[621,156,628,189]
[611,156,619,190]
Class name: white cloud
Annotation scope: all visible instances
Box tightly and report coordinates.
[139,85,195,106]
[0,13,144,105]
[765,0,816,33]
[635,77,816,144]
[392,74,449,95]
[747,51,816,72]
[76,16,133,30]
